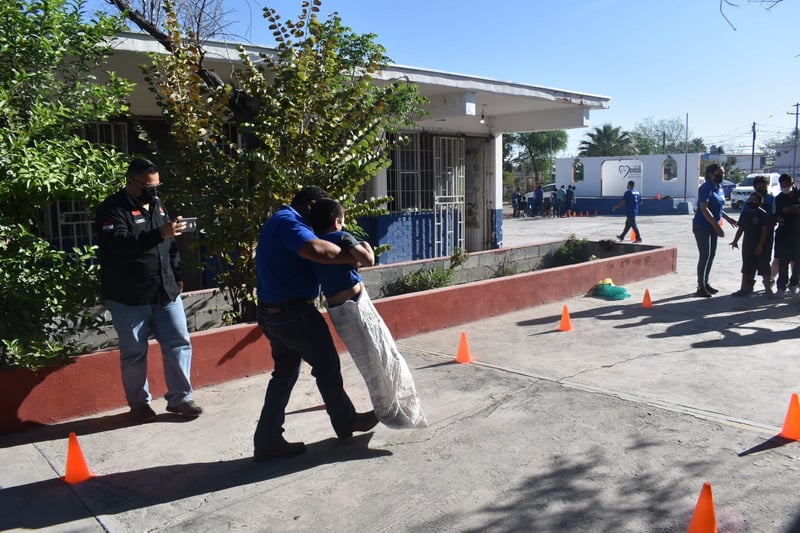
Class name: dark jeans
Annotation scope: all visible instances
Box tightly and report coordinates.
[775,231,799,289]
[693,224,718,287]
[254,300,356,448]
[620,216,641,241]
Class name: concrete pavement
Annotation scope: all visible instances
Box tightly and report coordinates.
[3,211,800,532]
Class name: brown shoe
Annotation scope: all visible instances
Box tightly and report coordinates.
[254,438,307,462]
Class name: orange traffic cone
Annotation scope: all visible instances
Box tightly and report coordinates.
[630,229,638,242]
[687,482,717,533]
[656,193,662,200]
[779,393,800,440]
[642,289,653,309]
[558,305,572,331]
[455,331,473,364]
[594,209,599,216]
[63,432,94,485]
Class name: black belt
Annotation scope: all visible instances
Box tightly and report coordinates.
[260,298,315,314]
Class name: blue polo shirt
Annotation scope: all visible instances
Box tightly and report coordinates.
[693,181,725,228]
[255,206,321,303]
[312,231,362,297]
[623,189,641,217]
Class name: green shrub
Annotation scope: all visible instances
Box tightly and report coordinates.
[382,248,469,296]
[551,234,592,267]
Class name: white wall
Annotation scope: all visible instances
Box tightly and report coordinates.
[555,153,702,198]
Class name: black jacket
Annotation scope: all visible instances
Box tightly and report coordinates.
[94,189,182,305]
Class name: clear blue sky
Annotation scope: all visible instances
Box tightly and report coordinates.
[104,0,800,155]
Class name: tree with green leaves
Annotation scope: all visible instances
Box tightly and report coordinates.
[0,0,133,368]
[507,131,567,181]
[578,124,635,157]
[140,0,427,321]
[631,117,704,155]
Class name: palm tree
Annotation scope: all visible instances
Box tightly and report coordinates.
[578,124,635,156]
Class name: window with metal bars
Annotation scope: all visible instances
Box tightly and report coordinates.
[387,132,434,212]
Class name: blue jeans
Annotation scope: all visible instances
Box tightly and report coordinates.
[693,224,718,287]
[255,300,356,448]
[106,297,193,408]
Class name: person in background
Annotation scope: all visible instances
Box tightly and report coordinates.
[94,157,203,423]
[752,174,778,288]
[555,185,566,218]
[511,187,522,218]
[534,183,544,217]
[693,164,738,298]
[309,198,426,429]
[253,186,378,461]
[565,184,575,216]
[730,191,774,296]
[611,180,642,243]
[774,173,800,296]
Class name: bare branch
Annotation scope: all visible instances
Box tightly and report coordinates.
[720,0,738,30]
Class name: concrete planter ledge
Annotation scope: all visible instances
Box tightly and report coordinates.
[0,242,676,435]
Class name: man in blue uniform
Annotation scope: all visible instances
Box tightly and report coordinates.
[611,180,642,242]
[253,186,378,461]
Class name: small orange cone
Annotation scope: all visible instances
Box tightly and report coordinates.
[687,482,717,533]
[630,229,638,242]
[642,289,653,309]
[455,331,473,364]
[594,209,599,216]
[656,193,662,200]
[63,432,94,485]
[779,393,800,440]
[558,305,572,331]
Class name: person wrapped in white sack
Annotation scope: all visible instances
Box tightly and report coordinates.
[309,198,427,428]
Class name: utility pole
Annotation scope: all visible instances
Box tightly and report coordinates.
[789,103,799,178]
[750,121,756,173]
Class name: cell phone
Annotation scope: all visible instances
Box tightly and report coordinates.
[181,217,198,233]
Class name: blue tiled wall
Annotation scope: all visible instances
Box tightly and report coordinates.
[358,210,466,265]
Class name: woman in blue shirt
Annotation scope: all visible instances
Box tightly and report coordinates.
[693,164,739,297]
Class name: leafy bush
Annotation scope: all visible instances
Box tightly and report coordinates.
[382,267,453,296]
[551,234,592,267]
[0,225,109,369]
[382,248,468,296]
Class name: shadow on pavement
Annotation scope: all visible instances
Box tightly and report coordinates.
[0,433,388,531]
[0,412,200,449]
[516,292,800,351]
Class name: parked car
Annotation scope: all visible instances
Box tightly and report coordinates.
[729,173,781,209]
[721,179,735,200]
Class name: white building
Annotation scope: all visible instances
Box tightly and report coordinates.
[555,153,703,199]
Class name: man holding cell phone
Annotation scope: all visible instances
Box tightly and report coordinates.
[94,157,203,423]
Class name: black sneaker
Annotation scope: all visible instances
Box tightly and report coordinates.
[617,234,624,241]
[130,404,157,423]
[166,400,203,418]
[705,285,719,294]
[695,287,713,298]
[254,439,307,462]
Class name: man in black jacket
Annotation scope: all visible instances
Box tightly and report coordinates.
[94,158,203,423]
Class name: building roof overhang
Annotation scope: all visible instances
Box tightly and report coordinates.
[109,32,610,136]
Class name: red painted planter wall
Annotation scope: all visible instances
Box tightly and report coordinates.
[0,246,675,435]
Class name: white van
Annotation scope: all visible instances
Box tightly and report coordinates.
[729,173,781,210]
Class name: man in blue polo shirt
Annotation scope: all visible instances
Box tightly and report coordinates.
[611,180,642,242]
[253,186,378,461]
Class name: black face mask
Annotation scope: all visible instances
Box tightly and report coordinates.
[138,186,159,204]
[713,175,724,184]
[748,202,759,210]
